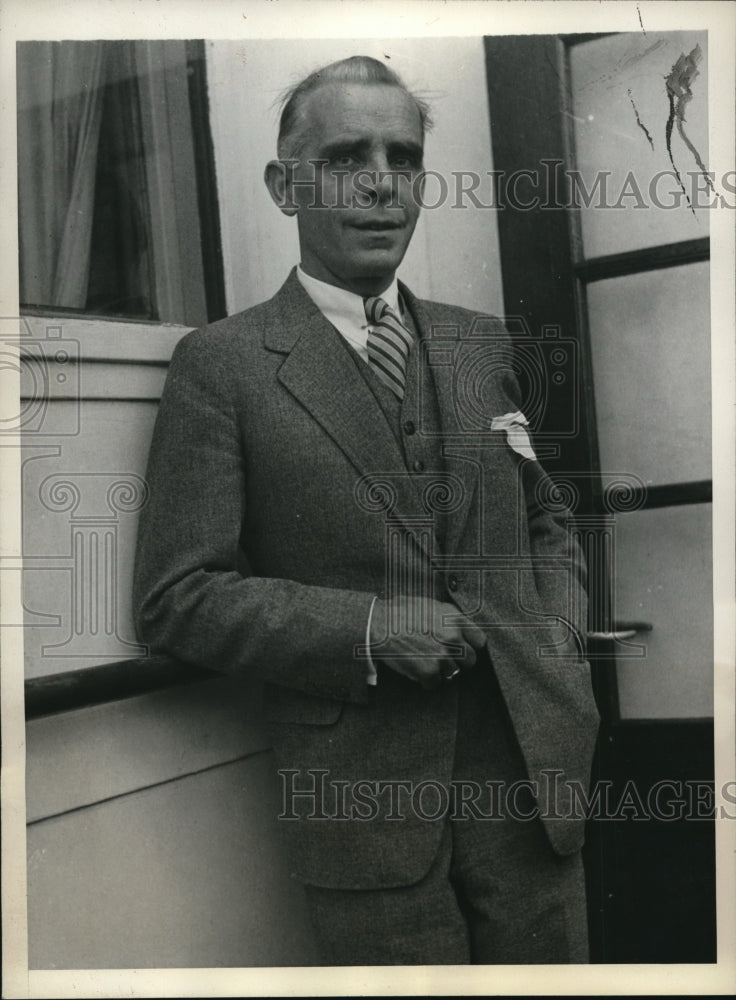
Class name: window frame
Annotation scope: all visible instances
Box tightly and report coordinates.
[17,39,226,330]
[484,32,713,724]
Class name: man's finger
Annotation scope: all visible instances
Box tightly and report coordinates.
[460,645,477,668]
[460,622,487,650]
[438,605,486,647]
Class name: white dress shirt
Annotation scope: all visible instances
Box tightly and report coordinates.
[296,265,402,364]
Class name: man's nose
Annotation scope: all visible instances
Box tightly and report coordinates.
[363,153,395,204]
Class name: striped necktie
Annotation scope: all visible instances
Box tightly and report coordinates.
[364,296,414,400]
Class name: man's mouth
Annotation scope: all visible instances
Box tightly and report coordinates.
[350,219,403,231]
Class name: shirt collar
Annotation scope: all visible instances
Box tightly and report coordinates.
[296,265,401,329]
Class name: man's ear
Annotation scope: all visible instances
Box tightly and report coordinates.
[264,160,298,217]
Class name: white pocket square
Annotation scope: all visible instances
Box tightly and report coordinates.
[490,410,537,460]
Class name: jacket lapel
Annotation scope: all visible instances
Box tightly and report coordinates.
[265,271,434,554]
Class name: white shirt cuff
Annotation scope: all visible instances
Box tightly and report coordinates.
[365,596,378,686]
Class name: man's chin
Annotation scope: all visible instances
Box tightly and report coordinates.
[347,248,407,279]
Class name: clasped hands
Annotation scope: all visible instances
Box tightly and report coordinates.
[369,596,486,690]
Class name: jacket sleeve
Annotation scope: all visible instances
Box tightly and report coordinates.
[132,330,375,704]
[519,452,589,658]
[498,345,589,659]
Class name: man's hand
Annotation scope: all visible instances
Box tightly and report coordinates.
[369,597,487,690]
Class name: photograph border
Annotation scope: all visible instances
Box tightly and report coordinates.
[1,1,734,996]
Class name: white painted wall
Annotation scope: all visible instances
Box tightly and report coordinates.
[20,317,189,679]
[205,37,505,315]
[27,676,318,968]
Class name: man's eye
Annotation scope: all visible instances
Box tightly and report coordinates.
[391,156,419,172]
[332,154,357,167]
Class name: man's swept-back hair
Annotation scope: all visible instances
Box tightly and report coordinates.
[277,55,433,159]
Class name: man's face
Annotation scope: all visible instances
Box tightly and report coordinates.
[281,82,425,296]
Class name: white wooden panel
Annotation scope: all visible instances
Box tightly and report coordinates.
[21,361,168,401]
[28,753,318,968]
[22,398,160,676]
[21,313,190,363]
[17,316,191,676]
[26,675,270,822]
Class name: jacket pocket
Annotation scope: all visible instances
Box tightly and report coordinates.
[264,683,344,726]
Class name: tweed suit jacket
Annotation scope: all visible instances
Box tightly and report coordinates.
[133,268,600,891]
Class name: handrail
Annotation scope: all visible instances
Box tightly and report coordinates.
[25,655,216,720]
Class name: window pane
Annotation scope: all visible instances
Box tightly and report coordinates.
[85,45,155,318]
[17,40,208,327]
[587,262,711,487]
[569,31,710,258]
[612,503,712,719]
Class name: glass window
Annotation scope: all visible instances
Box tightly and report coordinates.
[587,261,711,486]
[613,503,713,719]
[569,31,710,257]
[17,40,210,327]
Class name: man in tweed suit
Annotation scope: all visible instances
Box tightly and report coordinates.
[133,56,600,965]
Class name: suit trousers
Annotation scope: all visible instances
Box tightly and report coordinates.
[302,655,589,965]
